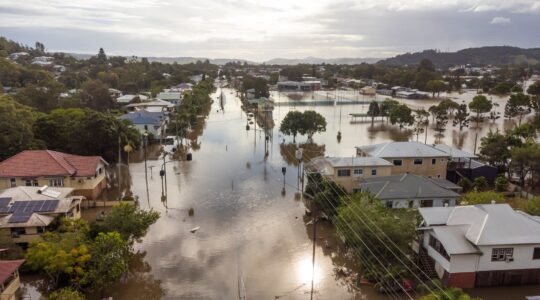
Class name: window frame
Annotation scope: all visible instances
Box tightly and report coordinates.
[48,177,64,187]
[533,248,540,260]
[353,168,363,176]
[432,158,436,165]
[491,248,514,262]
[10,178,16,187]
[393,159,403,166]
[413,158,423,165]
[371,169,377,176]
[337,169,351,177]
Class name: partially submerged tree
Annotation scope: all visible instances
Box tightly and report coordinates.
[389,104,414,129]
[469,95,493,127]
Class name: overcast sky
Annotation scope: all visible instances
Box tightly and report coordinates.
[1,0,539,61]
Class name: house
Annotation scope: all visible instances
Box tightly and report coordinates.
[31,56,54,66]
[7,52,28,61]
[0,186,82,246]
[118,110,167,139]
[356,141,452,178]
[175,83,193,91]
[433,144,498,184]
[0,257,24,300]
[0,150,108,199]
[108,88,123,100]
[157,89,183,106]
[277,81,320,91]
[189,74,204,83]
[125,99,175,112]
[116,94,149,104]
[246,89,256,100]
[415,204,540,288]
[305,156,392,192]
[360,86,376,95]
[357,173,461,208]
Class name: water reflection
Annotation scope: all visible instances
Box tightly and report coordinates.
[280,142,326,166]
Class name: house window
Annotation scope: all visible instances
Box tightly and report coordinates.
[371,169,377,176]
[432,158,436,165]
[10,178,16,187]
[48,178,64,187]
[353,169,363,176]
[533,248,540,260]
[491,248,514,262]
[420,200,433,207]
[443,199,450,207]
[408,200,414,208]
[25,179,39,186]
[429,234,450,260]
[414,158,423,165]
[37,227,45,234]
[337,169,351,177]
[10,228,26,236]
[386,201,393,208]
[393,160,403,166]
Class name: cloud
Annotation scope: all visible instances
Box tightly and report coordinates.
[0,0,538,60]
[490,16,511,24]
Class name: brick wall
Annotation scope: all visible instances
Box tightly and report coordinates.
[448,272,476,288]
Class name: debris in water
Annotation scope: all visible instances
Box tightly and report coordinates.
[190,226,200,233]
[188,207,194,216]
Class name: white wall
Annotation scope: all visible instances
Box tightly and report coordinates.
[388,198,457,208]
[476,244,540,271]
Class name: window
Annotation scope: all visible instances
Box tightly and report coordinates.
[386,201,393,208]
[48,178,64,187]
[408,200,414,208]
[371,169,377,176]
[443,199,450,207]
[533,248,540,260]
[10,178,16,187]
[10,228,26,236]
[414,158,423,165]
[98,167,103,174]
[491,248,514,262]
[25,179,38,186]
[432,158,436,165]
[353,169,363,176]
[420,200,433,207]
[337,169,351,177]
[429,234,450,260]
[37,227,45,234]
[393,160,403,166]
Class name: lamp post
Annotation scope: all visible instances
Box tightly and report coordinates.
[143,132,150,204]
[295,147,304,194]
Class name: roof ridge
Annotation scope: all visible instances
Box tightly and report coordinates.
[374,142,390,157]
[46,150,76,175]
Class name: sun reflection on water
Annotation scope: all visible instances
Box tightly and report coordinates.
[296,256,322,285]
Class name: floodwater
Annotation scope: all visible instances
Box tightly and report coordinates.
[21,86,539,299]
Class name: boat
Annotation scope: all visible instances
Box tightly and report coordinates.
[190,226,200,233]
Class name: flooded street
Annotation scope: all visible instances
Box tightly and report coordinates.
[22,87,539,299]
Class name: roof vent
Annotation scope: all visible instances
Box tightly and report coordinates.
[37,185,49,194]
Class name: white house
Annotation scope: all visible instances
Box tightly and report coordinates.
[118,110,167,139]
[415,204,540,288]
[116,94,149,104]
[157,89,183,106]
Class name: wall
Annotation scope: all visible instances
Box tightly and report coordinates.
[385,157,447,178]
[0,227,42,244]
[328,166,392,192]
[385,197,457,208]
[0,271,20,300]
[476,244,540,271]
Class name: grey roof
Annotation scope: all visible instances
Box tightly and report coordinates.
[419,204,540,246]
[356,141,450,158]
[324,157,392,168]
[431,225,480,255]
[358,174,460,200]
[433,144,477,159]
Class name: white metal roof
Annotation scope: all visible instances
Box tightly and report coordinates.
[324,157,392,168]
[356,141,450,158]
[431,225,480,254]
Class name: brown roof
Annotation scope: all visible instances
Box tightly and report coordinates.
[0,150,107,178]
[0,259,24,283]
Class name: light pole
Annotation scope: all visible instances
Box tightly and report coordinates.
[281,167,286,196]
[295,147,304,194]
[143,132,150,204]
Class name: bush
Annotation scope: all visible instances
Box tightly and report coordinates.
[459,191,505,205]
[457,177,472,192]
[42,288,85,300]
[473,176,488,191]
[495,175,509,192]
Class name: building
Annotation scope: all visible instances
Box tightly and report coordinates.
[116,94,149,104]
[433,144,498,184]
[415,204,540,288]
[31,56,54,66]
[357,174,461,208]
[356,141,455,178]
[0,150,108,199]
[108,88,123,100]
[0,257,24,300]
[305,156,393,192]
[157,89,183,106]
[277,81,321,91]
[7,52,28,61]
[0,186,82,246]
[360,86,376,95]
[125,99,175,112]
[118,110,167,139]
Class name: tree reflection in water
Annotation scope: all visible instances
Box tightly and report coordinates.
[279,142,325,166]
[367,123,412,141]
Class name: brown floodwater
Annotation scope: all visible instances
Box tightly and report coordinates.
[21,87,539,299]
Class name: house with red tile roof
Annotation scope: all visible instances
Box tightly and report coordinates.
[0,150,109,199]
[0,257,24,300]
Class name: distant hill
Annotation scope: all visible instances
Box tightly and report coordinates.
[377,46,540,67]
[265,56,380,65]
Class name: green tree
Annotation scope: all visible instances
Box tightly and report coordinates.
[527,81,540,95]
[469,95,493,126]
[491,81,514,94]
[42,288,85,300]
[510,143,540,187]
[299,110,327,140]
[367,101,380,125]
[473,176,488,191]
[389,104,414,129]
[452,103,470,131]
[379,99,399,123]
[494,175,509,192]
[80,80,112,111]
[459,191,505,205]
[425,80,446,98]
[96,48,107,64]
[413,109,429,141]
[97,203,160,243]
[87,232,129,293]
[0,95,41,160]
[520,196,540,216]
[504,92,531,125]
[457,177,473,193]
[420,282,479,300]
[279,111,303,142]
[479,130,511,171]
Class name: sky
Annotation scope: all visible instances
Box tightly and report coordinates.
[1,0,540,61]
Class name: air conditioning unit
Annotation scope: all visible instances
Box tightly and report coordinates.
[506,257,514,262]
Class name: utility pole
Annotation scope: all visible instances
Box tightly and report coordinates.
[143,132,150,205]
[295,148,303,193]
